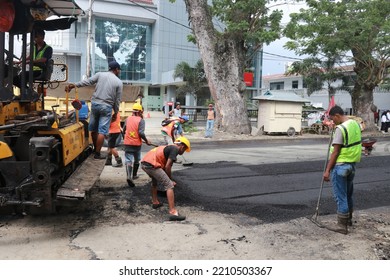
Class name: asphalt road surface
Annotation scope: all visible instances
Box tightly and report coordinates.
[1,138,389,261]
[173,139,390,223]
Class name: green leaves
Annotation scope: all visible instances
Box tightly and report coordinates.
[284,0,390,85]
[286,56,345,96]
[173,60,206,97]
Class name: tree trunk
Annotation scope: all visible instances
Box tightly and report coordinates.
[184,0,251,134]
[351,85,376,132]
[351,54,378,132]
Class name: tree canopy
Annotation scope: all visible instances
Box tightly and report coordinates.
[173,60,207,99]
[284,0,390,129]
[286,56,345,97]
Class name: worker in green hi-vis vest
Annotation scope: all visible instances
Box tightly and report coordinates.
[13,28,53,89]
[323,105,362,235]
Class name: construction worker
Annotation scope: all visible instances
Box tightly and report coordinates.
[66,61,122,160]
[123,103,151,187]
[323,105,362,234]
[141,136,191,221]
[161,115,189,145]
[13,28,53,89]
[105,111,123,167]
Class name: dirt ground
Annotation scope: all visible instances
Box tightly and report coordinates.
[0,170,389,260]
[1,126,389,260]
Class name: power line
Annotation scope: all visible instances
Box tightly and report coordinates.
[128,0,191,30]
[127,0,304,62]
[263,51,303,61]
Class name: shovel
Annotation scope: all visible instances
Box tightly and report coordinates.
[181,154,193,166]
[308,127,334,228]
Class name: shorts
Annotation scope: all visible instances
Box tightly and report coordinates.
[141,164,174,191]
[88,102,113,135]
[107,133,121,148]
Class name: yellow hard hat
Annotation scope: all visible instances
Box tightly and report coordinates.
[174,136,191,152]
[132,103,143,111]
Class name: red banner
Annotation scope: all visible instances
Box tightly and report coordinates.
[243,72,254,87]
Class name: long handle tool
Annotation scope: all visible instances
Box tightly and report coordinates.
[309,127,334,228]
[181,154,193,166]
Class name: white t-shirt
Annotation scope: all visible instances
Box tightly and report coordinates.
[332,127,344,145]
[173,108,182,117]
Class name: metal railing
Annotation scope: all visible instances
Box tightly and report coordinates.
[182,106,258,122]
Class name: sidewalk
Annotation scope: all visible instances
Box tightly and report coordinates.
[142,110,388,144]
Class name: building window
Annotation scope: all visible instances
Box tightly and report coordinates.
[292,80,299,89]
[270,82,284,90]
[94,17,152,82]
[149,88,161,96]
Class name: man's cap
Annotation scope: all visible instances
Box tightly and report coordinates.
[108,61,121,70]
[34,28,45,37]
[179,115,189,121]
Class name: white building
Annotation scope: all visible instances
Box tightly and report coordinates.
[43,0,263,111]
[262,69,390,112]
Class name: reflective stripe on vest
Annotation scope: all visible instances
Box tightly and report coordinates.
[33,44,49,71]
[331,119,362,163]
[124,116,142,146]
[141,146,167,168]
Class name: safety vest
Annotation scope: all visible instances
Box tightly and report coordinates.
[109,112,121,134]
[33,43,49,71]
[331,119,362,163]
[141,146,167,168]
[124,116,142,146]
[161,121,176,137]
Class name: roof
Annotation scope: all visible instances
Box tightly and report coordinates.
[128,0,154,5]
[263,73,300,80]
[263,65,355,80]
[20,0,84,17]
[252,90,310,103]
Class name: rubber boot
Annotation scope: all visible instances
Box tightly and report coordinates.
[133,163,140,179]
[325,213,349,234]
[126,165,135,187]
[112,156,123,167]
[105,156,112,166]
[348,209,353,226]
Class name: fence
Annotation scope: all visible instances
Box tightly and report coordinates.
[182,106,258,122]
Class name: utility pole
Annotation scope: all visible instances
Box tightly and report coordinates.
[86,0,93,78]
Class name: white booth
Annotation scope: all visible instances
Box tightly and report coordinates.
[253,90,309,135]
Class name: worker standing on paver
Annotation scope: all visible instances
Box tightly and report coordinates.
[323,105,362,234]
[65,61,122,160]
[123,103,151,187]
[141,136,191,221]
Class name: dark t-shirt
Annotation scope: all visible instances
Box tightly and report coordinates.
[163,145,179,162]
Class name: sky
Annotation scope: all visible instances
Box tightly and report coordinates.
[261,1,307,76]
